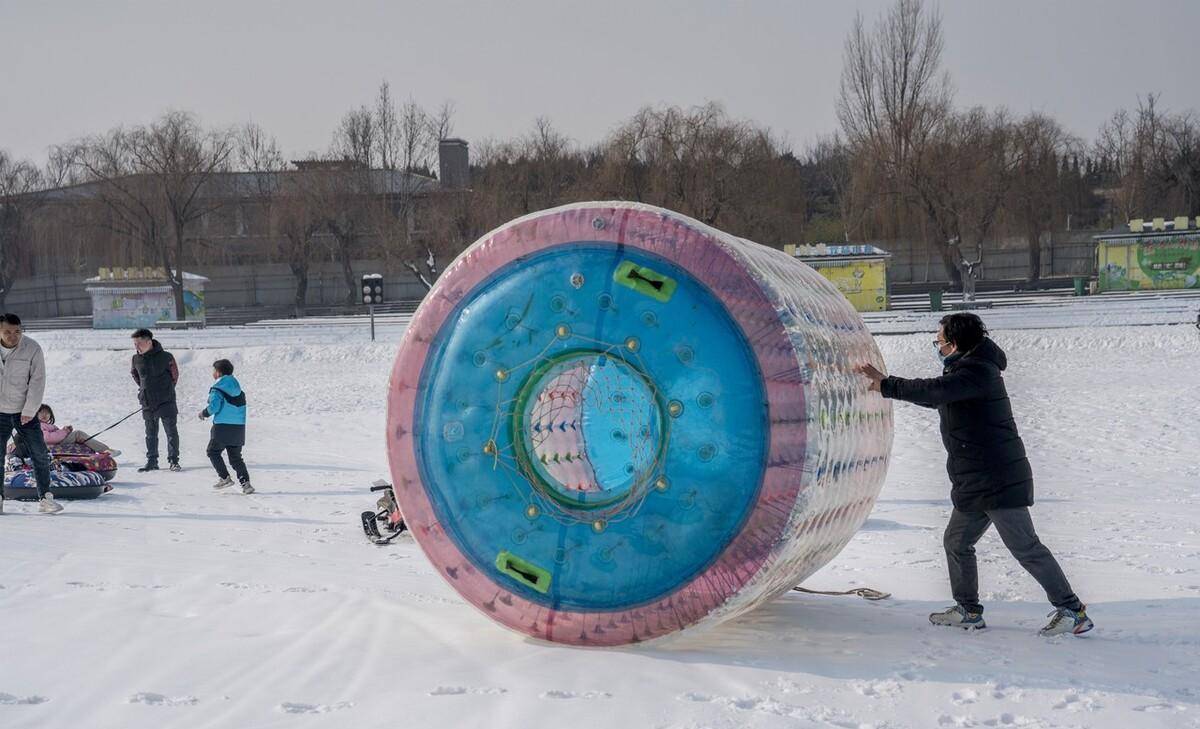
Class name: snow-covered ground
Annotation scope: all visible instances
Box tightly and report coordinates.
[2,297,1199,729]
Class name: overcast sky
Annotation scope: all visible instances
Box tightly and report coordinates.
[2,0,1198,165]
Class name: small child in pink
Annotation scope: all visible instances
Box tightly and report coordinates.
[36,404,119,455]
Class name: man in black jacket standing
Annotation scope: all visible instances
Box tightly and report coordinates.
[858,313,1092,637]
[131,328,180,472]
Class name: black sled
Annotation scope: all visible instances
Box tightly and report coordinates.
[361,479,408,545]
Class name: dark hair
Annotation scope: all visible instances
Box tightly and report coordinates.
[0,313,22,326]
[213,359,234,376]
[37,404,55,424]
[939,313,988,352]
[132,328,153,340]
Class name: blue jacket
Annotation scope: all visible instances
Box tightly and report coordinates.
[206,375,247,426]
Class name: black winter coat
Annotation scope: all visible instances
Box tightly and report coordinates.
[880,337,1034,512]
[131,340,179,418]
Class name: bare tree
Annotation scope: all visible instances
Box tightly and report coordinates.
[374,82,400,171]
[0,151,44,308]
[911,108,1023,297]
[804,134,876,242]
[837,0,960,279]
[303,161,373,305]
[429,101,456,146]
[398,98,432,174]
[333,106,376,167]
[44,146,82,188]
[592,104,797,243]
[273,172,324,315]
[132,112,234,317]
[71,111,234,319]
[836,0,951,177]
[1008,113,1079,281]
[236,122,285,173]
[1097,96,1200,221]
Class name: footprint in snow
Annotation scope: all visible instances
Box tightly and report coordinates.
[854,680,902,699]
[539,690,612,700]
[0,693,49,705]
[677,692,713,702]
[278,701,353,714]
[1133,703,1184,713]
[128,693,198,706]
[1052,691,1102,712]
[428,686,507,697]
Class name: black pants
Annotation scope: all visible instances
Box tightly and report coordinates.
[144,408,179,465]
[944,506,1082,614]
[207,437,249,483]
[0,413,52,499]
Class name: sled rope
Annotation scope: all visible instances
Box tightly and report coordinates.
[87,407,148,440]
[793,585,891,601]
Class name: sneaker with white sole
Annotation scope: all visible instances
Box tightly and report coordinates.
[212,477,235,490]
[1039,606,1093,636]
[929,605,986,630]
[168,461,182,472]
[39,493,64,514]
[241,482,254,495]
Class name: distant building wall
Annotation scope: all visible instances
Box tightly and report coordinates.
[5,261,432,319]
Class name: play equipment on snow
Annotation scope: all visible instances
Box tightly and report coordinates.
[361,479,408,545]
[48,443,119,481]
[3,462,112,501]
[9,441,118,481]
[386,202,893,646]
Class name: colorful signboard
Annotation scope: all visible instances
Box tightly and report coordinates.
[1097,235,1200,291]
[786,244,891,312]
[84,271,208,329]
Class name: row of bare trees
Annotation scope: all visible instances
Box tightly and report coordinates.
[3,14,1199,314]
[833,0,1200,286]
[0,87,457,315]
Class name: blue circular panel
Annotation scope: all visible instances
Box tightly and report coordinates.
[414,244,767,611]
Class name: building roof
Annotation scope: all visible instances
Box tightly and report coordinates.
[25,167,441,204]
[1095,216,1200,240]
[84,270,209,285]
[789,243,891,259]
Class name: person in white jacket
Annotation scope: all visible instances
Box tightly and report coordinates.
[0,313,60,514]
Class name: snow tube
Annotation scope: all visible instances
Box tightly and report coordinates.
[387,202,893,646]
[8,442,119,481]
[48,443,119,482]
[3,469,111,501]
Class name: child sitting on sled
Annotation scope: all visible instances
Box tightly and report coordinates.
[36,404,120,456]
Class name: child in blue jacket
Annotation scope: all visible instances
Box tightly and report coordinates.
[199,359,252,494]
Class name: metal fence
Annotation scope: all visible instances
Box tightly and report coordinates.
[3,261,432,319]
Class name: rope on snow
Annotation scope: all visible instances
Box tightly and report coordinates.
[793,586,891,601]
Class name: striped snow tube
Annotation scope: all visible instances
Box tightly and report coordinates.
[387,202,893,646]
[4,469,111,501]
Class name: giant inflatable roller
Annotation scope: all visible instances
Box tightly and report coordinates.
[387,202,893,646]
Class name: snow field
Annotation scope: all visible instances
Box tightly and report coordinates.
[0,308,1197,729]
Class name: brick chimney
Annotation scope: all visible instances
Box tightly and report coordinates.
[438,138,470,190]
